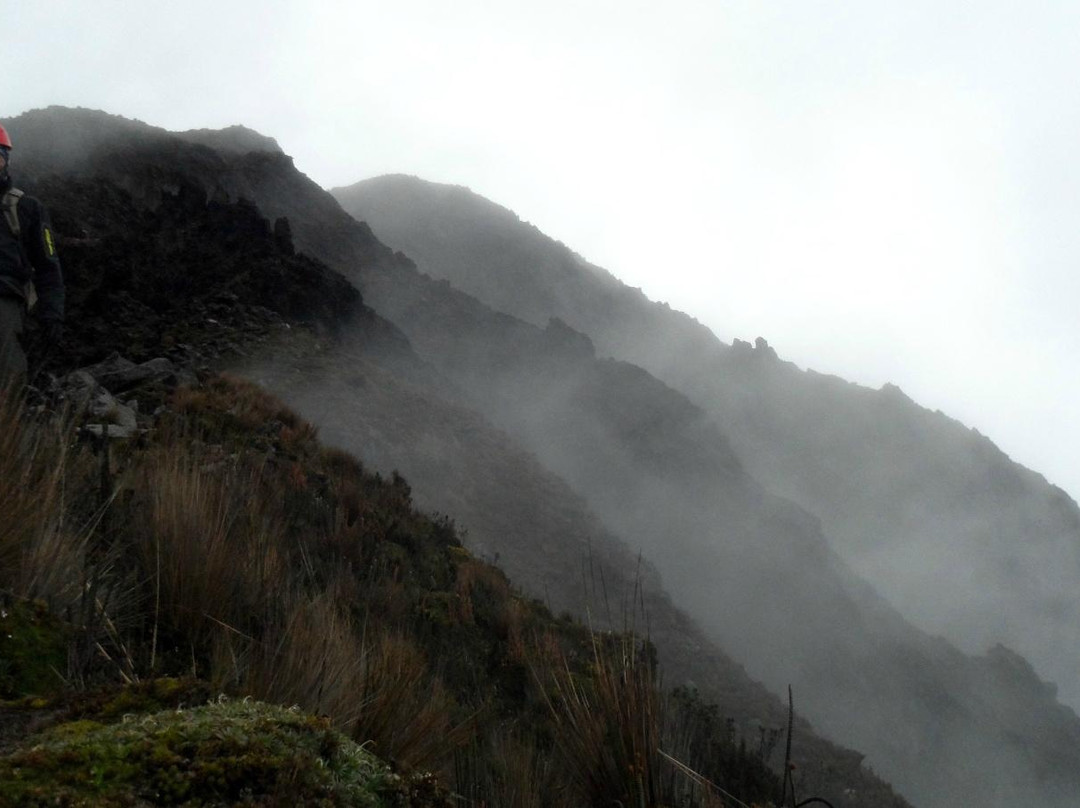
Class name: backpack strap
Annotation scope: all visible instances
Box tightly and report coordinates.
[2,188,23,237]
[1,188,36,309]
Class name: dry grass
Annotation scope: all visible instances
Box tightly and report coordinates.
[532,627,752,808]
[237,590,367,722]
[128,449,289,658]
[172,374,309,435]
[132,390,470,773]
[453,557,509,624]
[0,389,137,689]
[535,628,665,807]
[0,389,97,607]
[454,729,564,808]
[349,629,470,772]
[239,588,471,773]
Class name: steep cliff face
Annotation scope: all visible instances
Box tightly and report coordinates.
[335,173,1080,715]
[14,106,1080,807]
[334,239,1080,808]
[333,173,1080,807]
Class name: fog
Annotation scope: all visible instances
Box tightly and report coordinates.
[243,249,1080,807]
[9,4,1080,804]
[10,97,1080,806]
[7,0,1080,503]
[335,170,1080,714]
[329,172,1080,805]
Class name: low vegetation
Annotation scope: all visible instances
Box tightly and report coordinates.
[0,695,412,807]
[0,376,782,806]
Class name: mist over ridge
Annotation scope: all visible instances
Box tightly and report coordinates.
[325,176,1080,806]
[9,105,1080,807]
[334,171,1080,710]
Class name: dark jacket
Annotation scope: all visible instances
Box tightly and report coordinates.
[0,176,65,323]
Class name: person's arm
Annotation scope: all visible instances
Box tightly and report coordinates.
[20,196,64,324]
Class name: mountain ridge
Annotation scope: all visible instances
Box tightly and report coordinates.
[5,104,917,808]
[335,172,1080,712]
[333,172,1080,807]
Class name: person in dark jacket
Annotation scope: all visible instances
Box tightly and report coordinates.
[0,122,65,392]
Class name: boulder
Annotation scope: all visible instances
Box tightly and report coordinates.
[61,368,139,439]
[82,353,178,391]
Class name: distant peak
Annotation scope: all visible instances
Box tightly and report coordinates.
[177,125,282,155]
[879,382,911,401]
[333,173,481,203]
[5,106,283,164]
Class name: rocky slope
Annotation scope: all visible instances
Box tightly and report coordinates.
[335,231,1080,808]
[336,173,1080,715]
[334,174,1080,807]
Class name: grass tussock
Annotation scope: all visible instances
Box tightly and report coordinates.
[234,590,364,722]
[0,391,96,608]
[530,621,782,807]
[347,629,467,771]
[537,629,666,807]
[232,588,461,772]
[129,447,289,657]
[454,729,561,808]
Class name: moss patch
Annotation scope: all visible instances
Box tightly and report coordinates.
[0,698,402,807]
[0,600,68,700]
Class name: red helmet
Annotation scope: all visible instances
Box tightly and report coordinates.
[0,124,11,150]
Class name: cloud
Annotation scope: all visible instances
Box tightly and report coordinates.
[6,0,1080,499]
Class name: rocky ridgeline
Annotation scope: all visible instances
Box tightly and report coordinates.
[45,353,193,439]
[14,169,361,389]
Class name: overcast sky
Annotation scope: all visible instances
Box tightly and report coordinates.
[8,0,1080,501]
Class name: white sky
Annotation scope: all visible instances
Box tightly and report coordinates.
[7,0,1080,501]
